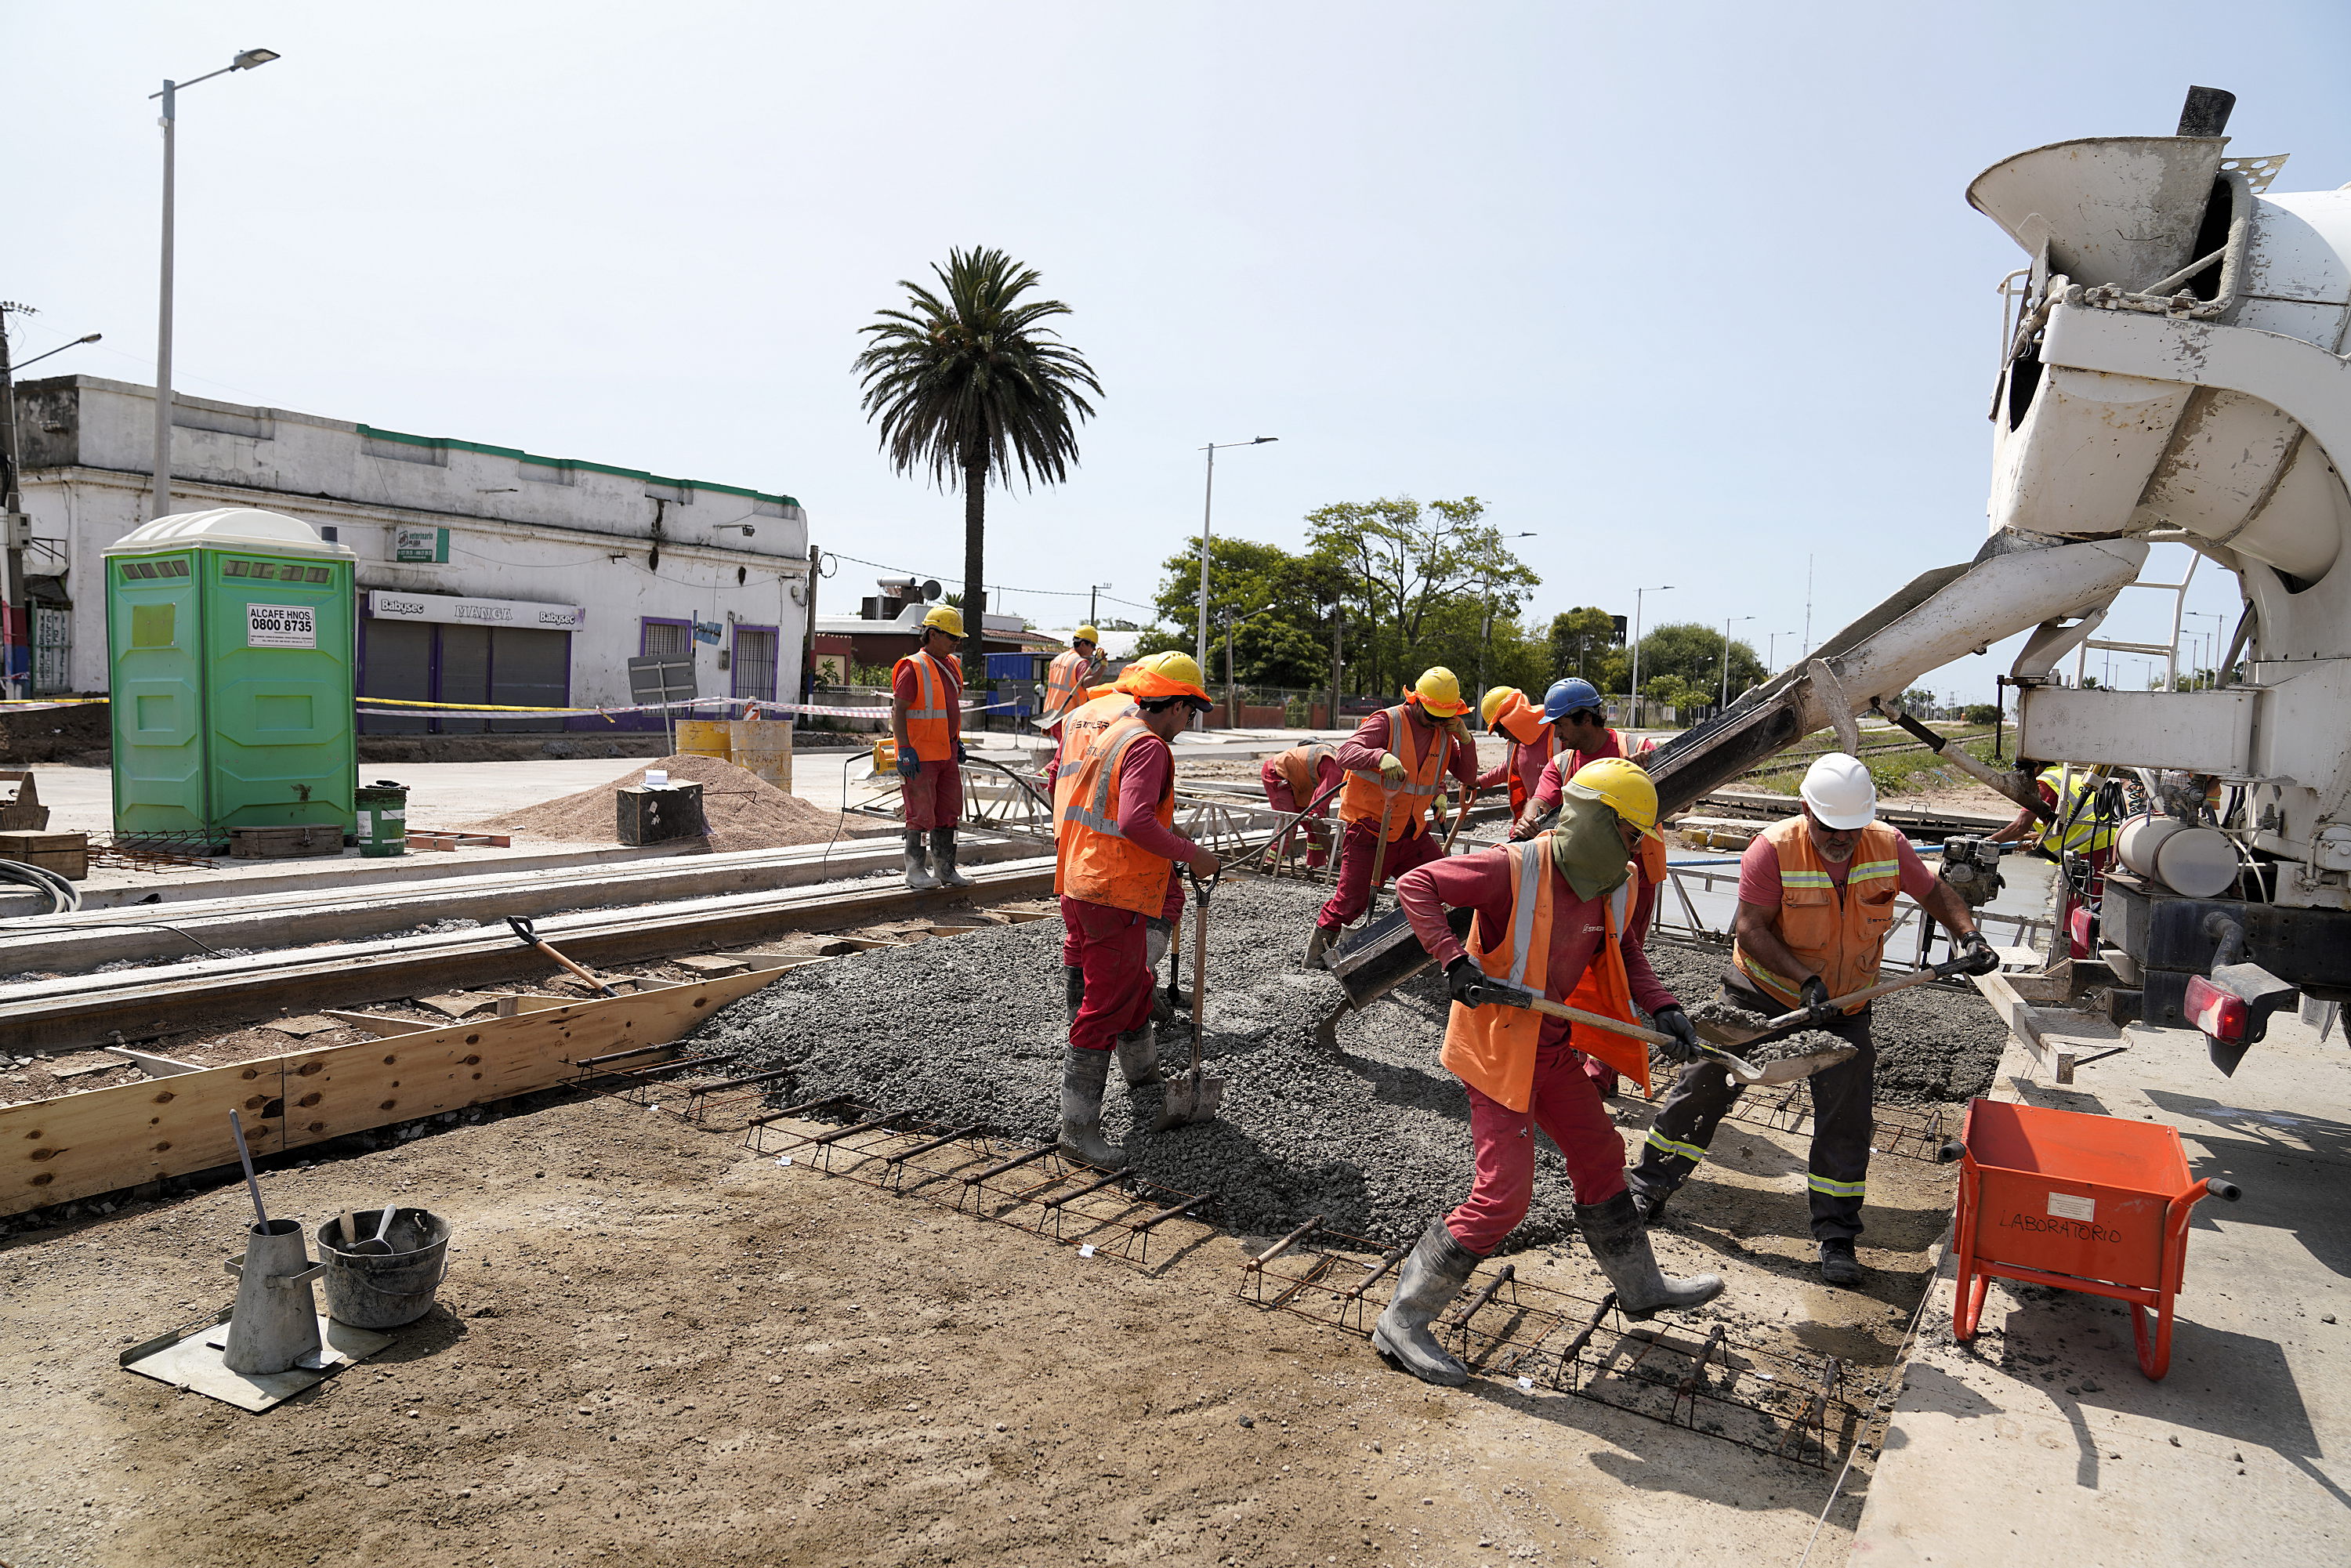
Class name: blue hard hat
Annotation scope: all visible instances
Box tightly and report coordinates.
[1541,678,1604,723]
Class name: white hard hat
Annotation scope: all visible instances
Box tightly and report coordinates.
[1800,752,1877,831]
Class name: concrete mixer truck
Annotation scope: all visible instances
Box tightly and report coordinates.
[1338,86,2351,1074]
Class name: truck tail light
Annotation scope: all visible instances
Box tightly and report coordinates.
[2185,975,2247,1041]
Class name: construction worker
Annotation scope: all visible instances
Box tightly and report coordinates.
[1302,668,1481,969]
[891,604,971,891]
[1625,753,1999,1286]
[1259,741,1341,870]
[1377,758,1722,1386]
[1041,626,1107,731]
[1989,760,2123,880]
[1474,686,1558,821]
[1053,654,1219,1168]
[1508,678,1635,838]
[1046,655,1167,1024]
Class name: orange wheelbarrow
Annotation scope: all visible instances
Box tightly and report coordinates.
[1951,1097,2241,1379]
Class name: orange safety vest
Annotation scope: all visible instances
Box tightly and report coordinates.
[1731,816,1905,1011]
[1041,649,1095,726]
[1439,836,1650,1110]
[1491,697,1557,816]
[892,648,962,763]
[1055,715,1177,918]
[1272,742,1337,806]
[1051,690,1138,832]
[1338,705,1451,841]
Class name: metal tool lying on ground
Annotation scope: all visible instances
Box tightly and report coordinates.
[506,914,620,997]
[1452,976,1853,1087]
[1156,866,1227,1131]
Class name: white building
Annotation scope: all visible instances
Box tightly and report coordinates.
[12,375,810,734]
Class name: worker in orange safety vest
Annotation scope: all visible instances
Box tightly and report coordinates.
[1507,679,1641,838]
[1376,758,1721,1385]
[1259,741,1341,870]
[1040,627,1107,731]
[1053,654,1219,1168]
[891,604,969,891]
[1473,686,1557,819]
[1302,668,1481,970]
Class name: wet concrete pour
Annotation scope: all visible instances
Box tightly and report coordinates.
[691,876,2006,1251]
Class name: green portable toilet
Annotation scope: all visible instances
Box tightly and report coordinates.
[104,508,359,849]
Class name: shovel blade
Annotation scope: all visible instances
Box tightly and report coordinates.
[1747,1044,1860,1086]
[1153,1074,1227,1131]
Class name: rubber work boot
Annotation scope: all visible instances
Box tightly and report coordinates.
[1371,1217,1483,1386]
[1058,1047,1126,1169]
[1819,1237,1864,1287]
[904,832,940,892]
[1574,1191,1723,1319]
[1302,923,1337,971]
[1113,1023,1163,1087]
[1063,965,1085,1024]
[929,828,974,888]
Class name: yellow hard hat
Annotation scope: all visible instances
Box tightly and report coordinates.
[1074,625,1099,646]
[1118,649,1209,703]
[1564,756,1661,838]
[1404,667,1470,718]
[1480,686,1523,730]
[921,604,966,639]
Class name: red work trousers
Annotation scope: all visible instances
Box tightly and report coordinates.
[1444,1038,1632,1255]
[902,758,963,831]
[1259,764,1331,868]
[1315,817,1443,932]
[1060,895,1156,1052]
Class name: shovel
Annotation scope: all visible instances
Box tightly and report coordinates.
[1357,797,1398,929]
[1154,866,1226,1131]
[1440,787,1482,856]
[1248,777,1346,874]
[506,914,621,998]
[1454,976,1847,1088]
[1693,954,1980,1052]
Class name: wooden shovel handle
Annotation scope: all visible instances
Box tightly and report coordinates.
[1759,957,1972,1031]
[1516,993,1676,1047]
[534,940,616,995]
[1440,788,1481,855]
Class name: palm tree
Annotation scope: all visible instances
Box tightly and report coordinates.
[855,248,1103,668]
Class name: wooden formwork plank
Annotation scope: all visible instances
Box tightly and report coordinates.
[317,1010,441,1036]
[2,968,785,1219]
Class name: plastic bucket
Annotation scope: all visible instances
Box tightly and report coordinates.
[317,1207,451,1327]
[676,719,731,760]
[353,780,409,858]
[730,719,792,791]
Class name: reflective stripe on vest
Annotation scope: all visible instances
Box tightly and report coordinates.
[1437,836,1646,1111]
[1051,691,1138,837]
[1273,743,1335,805]
[1731,817,1905,1010]
[1055,715,1177,918]
[1338,705,1448,838]
[893,649,959,762]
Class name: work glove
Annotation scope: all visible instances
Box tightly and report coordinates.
[1650,1005,1702,1065]
[1378,751,1407,788]
[1444,957,1487,1008]
[896,751,922,778]
[1958,929,2000,976]
[1799,975,1837,1026]
[954,739,968,764]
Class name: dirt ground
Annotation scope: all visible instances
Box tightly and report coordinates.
[2,1058,1959,1568]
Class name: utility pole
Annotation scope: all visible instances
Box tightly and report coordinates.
[1328,601,1343,732]
[0,306,26,700]
[799,545,821,703]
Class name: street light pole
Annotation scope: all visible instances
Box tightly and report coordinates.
[1766,630,1794,674]
[1627,585,1672,727]
[149,47,279,523]
[1719,614,1755,708]
[1195,436,1277,682]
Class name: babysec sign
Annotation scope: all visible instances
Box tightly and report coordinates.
[364,591,586,631]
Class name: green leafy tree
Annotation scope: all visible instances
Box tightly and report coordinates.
[1632,621,1766,704]
[855,247,1102,654]
[1139,536,1342,689]
[1548,607,1618,686]
[1304,496,1538,697]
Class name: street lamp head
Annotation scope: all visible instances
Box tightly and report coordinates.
[233,49,281,70]
[1252,436,1277,444]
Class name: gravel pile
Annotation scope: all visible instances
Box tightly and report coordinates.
[468,754,855,852]
[690,878,2009,1251]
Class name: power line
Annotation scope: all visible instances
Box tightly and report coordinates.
[822,549,1157,615]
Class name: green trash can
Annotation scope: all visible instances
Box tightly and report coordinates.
[354,780,409,857]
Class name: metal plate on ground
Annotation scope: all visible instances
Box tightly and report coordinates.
[122,1313,395,1412]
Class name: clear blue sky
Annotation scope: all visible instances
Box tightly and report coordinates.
[13,2,2349,698]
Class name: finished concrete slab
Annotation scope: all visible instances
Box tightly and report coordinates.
[1852,1001,2351,1565]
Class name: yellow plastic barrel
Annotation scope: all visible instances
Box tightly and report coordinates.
[730,719,793,792]
[676,719,732,760]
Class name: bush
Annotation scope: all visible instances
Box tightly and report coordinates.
[1963,703,2001,725]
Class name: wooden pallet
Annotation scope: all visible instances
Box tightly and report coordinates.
[2,966,786,1219]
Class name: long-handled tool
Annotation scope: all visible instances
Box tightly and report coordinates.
[1693,954,1978,1052]
[1454,977,1849,1087]
[1357,797,1398,929]
[1155,866,1226,1130]
[227,1110,270,1229]
[1248,777,1346,873]
[506,914,620,998]
[1440,786,1482,856]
